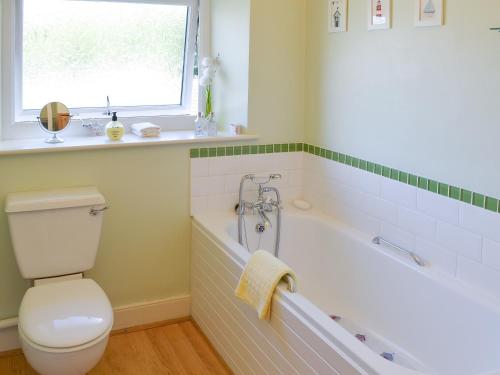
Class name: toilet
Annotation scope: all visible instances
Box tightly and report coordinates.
[5,187,113,375]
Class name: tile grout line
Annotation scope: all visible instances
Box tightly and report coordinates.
[189,143,500,215]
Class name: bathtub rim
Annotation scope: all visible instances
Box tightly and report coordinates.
[198,206,500,316]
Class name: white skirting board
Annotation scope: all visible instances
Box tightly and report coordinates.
[0,295,191,352]
[113,295,191,331]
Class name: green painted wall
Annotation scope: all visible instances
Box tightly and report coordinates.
[0,146,192,318]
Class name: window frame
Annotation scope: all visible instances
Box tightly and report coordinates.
[2,0,200,127]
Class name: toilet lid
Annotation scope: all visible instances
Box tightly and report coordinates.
[19,279,113,349]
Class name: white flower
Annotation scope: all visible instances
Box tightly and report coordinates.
[203,68,216,80]
[199,75,212,87]
[202,57,214,68]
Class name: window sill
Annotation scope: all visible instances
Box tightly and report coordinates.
[0,131,259,156]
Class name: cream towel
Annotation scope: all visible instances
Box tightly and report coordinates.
[131,122,161,138]
[235,250,296,320]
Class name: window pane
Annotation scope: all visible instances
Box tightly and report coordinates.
[23,0,189,110]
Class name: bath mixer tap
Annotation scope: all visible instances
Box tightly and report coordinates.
[237,174,283,257]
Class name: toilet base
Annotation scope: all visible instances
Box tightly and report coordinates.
[19,328,109,375]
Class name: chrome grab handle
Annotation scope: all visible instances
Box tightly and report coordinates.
[284,275,297,293]
[372,236,425,267]
[90,206,109,216]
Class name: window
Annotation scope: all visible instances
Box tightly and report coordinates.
[5,0,199,122]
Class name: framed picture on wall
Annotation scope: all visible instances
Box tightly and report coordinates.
[329,0,348,33]
[415,0,444,27]
[368,0,391,30]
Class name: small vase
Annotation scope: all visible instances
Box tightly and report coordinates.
[207,118,217,137]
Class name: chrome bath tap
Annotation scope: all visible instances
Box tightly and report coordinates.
[237,174,283,257]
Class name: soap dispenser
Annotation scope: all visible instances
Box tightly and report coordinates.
[106,112,125,141]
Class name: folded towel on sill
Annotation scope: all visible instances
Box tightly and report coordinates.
[235,250,296,320]
[131,122,161,138]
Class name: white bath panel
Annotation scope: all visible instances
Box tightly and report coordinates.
[192,205,500,375]
[191,223,362,375]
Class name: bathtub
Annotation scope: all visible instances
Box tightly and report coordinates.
[191,207,500,375]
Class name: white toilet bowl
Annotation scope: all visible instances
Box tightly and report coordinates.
[18,278,113,375]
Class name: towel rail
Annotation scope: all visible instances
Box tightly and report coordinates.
[372,236,426,267]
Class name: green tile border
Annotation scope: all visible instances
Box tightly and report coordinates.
[190,143,500,215]
[190,143,304,159]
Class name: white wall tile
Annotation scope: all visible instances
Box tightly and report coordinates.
[460,203,500,243]
[295,152,304,170]
[350,168,381,195]
[380,179,417,209]
[359,194,398,225]
[191,196,208,216]
[417,189,460,225]
[271,152,302,171]
[224,174,251,194]
[483,239,500,272]
[191,158,209,177]
[288,170,303,188]
[241,154,269,174]
[397,207,436,239]
[327,161,352,185]
[303,152,317,172]
[191,176,225,197]
[279,187,303,204]
[415,238,457,276]
[327,199,381,237]
[209,156,242,176]
[206,193,239,213]
[457,257,500,299]
[191,151,500,299]
[435,221,482,262]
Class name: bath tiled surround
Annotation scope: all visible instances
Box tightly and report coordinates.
[190,145,303,215]
[302,151,500,301]
[190,144,500,300]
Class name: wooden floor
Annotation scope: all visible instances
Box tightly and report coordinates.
[0,320,232,375]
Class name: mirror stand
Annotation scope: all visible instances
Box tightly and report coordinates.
[37,102,72,144]
[45,132,64,144]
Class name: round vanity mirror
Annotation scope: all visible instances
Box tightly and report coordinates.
[38,102,72,144]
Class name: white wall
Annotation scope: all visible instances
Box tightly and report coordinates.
[306,0,500,198]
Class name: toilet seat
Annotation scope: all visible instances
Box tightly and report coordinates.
[19,279,113,350]
[18,324,111,354]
